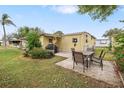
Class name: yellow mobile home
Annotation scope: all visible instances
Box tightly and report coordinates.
[40,32,96,52]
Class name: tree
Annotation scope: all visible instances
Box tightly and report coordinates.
[103,28,124,37]
[5,33,15,41]
[17,26,30,38]
[5,33,20,41]
[114,32,124,47]
[26,30,41,51]
[113,32,124,72]
[17,26,44,38]
[0,14,16,47]
[30,27,44,35]
[12,33,21,39]
[119,20,124,23]
[103,28,124,50]
[78,5,118,22]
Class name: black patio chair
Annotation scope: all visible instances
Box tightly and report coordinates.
[72,51,86,72]
[91,50,106,70]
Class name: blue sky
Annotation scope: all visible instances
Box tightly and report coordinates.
[0,5,124,39]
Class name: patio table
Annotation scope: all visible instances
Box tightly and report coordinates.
[82,51,94,68]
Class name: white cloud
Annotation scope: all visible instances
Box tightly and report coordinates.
[51,5,79,14]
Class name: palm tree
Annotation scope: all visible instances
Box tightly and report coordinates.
[0,13,16,47]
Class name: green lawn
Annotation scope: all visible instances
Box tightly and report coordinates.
[95,48,114,61]
[0,46,3,49]
[0,48,113,88]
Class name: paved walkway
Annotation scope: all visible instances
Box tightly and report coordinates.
[55,52,122,87]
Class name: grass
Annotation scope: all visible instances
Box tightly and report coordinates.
[95,48,114,61]
[0,46,3,49]
[0,48,113,88]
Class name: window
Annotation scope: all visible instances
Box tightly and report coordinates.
[72,38,78,43]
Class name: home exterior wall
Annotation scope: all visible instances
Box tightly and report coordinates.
[40,36,60,49]
[55,37,61,51]
[21,40,27,48]
[8,41,22,48]
[59,34,84,52]
[8,43,14,47]
[40,36,50,49]
[82,33,96,51]
[40,32,96,52]
[90,37,96,46]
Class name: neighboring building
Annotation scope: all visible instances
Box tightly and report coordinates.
[95,39,110,48]
[7,38,26,48]
[7,38,21,48]
[40,32,96,52]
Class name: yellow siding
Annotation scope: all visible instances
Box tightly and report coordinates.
[40,36,50,49]
[55,38,61,51]
[59,34,83,52]
[40,33,96,52]
[82,33,96,48]
[40,36,44,48]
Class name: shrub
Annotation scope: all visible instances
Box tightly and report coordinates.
[23,50,29,57]
[113,32,124,72]
[30,48,54,59]
[22,48,29,57]
[113,47,124,72]
[26,31,41,51]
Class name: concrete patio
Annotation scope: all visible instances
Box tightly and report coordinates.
[55,52,123,87]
